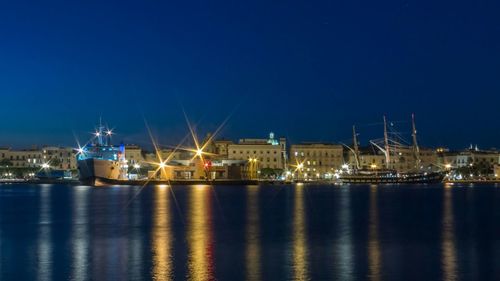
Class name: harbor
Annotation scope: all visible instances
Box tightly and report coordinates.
[1,1,499,280]
[1,114,500,186]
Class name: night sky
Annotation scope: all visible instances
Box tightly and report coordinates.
[1,0,499,149]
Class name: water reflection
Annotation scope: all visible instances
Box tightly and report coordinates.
[90,187,129,280]
[335,188,353,280]
[152,185,173,280]
[292,185,309,280]
[441,188,457,281]
[128,187,144,280]
[71,186,90,281]
[187,185,215,281]
[245,186,261,281]
[37,185,52,281]
[368,186,381,281]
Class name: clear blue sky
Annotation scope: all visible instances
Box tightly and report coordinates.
[0,0,499,149]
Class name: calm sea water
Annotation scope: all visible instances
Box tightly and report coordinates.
[0,183,499,281]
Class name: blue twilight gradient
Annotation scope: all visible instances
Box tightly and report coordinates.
[0,0,499,148]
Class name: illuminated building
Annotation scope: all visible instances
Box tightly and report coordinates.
[437,146,500,169]
[227,132,287,170]
[42,146,77,170]
[0,147,43,168]
[290,143,343,179]
[0,146,76,170]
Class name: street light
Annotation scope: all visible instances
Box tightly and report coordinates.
[248,158,259,179]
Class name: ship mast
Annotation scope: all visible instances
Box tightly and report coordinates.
[96,118,105,146]
[352,125,360,169]
[383,115,390,169]
[411,113,421,169]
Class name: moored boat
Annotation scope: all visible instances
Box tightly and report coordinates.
[76,121,127,185]
[339,170,444,184]
[340,114,444,184]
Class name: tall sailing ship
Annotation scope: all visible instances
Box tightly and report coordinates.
[339,115,444,184]
[76,121,127,185]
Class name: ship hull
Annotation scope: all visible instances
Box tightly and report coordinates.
[77,158,122,185]
[339,172,444,184]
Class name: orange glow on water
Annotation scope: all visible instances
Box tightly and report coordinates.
[441,189,457,281]
[187,186,215,280]
[151,185,173,280]
[292,185,309,280]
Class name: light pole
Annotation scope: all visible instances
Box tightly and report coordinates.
[248,158,259,180]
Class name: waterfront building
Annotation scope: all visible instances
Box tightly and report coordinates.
[387,147,437,171]
[213,139,234,159]
[438,147,500,169]
[0,147,43,168]
[124,145,147,164]
[0,146,76,178]
[42,146,77,170]
[346,147,386,170]
[290,143,343,179]
[227,132,287,172]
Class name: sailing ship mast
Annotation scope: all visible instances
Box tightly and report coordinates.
[411,113,421,169]
[383,115,390,169]
[352,125,360,169]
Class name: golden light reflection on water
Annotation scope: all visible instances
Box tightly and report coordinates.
[292,185,309,281]
[245,186,261,281]
[187,185,215,281]
[368,187,381,281]
[152,185,173,280]
[441,188,457,281]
